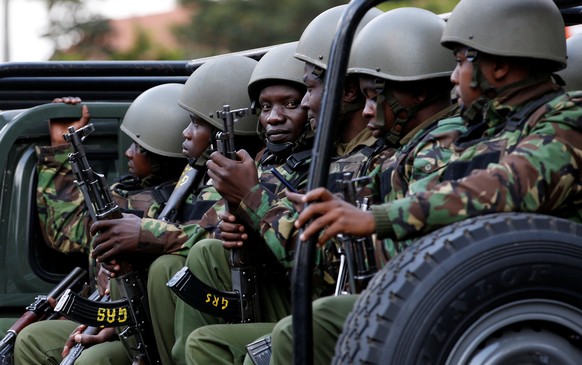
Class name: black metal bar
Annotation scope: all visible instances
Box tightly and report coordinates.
[291,1,384,364]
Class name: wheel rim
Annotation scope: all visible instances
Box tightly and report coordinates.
[446,299,582,365]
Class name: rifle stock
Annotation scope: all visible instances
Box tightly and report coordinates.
[0,267,87,365]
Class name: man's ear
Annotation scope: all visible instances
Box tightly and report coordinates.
[342,75,361,103]
[490,58,511,82]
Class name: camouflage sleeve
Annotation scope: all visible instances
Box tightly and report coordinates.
[236,184,299,269]
[137,185,225,257]
[373,112,582,241]
[36,144,93,254]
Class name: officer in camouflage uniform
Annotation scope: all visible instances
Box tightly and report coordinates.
[14,83,191,365]
[559,33,582,92]
[36,86,187,256]
[292,0,582,364]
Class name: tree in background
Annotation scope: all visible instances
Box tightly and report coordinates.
[45,0,459,60]
[43,0,114,59]
[176,0,347,57]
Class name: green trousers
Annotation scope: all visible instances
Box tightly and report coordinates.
[186,323,275,365]
[13,319,129,365]
[270,294,358,365]
[148,254,186,365]
[173,238,291,365]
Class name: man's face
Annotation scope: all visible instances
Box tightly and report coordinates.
[451,47,483,108]
[359,75,417,139]
[182,114,212,160]
[125,142,152,179]
[359,76,388,139]
[301,63,324,130]
[258,84,307,144]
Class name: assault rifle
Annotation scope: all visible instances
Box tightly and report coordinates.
[216,104,261,323]
[167,104,261,324]
[0,267,87,365]
[336,172,377,294]
[63,124,161,365]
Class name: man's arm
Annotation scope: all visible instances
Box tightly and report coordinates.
[374,115,582,241]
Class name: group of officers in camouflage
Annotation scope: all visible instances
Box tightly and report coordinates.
[3,0,582,363]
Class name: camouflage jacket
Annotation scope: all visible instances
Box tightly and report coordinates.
[235,128,385,295]
[372,80,582,241]
[138,144,314,258]
[36,144,174,255]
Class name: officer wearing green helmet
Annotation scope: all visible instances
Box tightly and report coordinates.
[295,0,582,362]
[559,33,582,92]
[15,83,191,365]
[294,4,382,158]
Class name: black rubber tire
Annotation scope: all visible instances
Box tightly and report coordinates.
[333,213,582,365]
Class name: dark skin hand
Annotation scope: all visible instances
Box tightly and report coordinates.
[284,190,306,213]
[206,150,259,207]
[49,98,88,146]
[217,211,247,249]
[90,213,142,271]
[61,325,117,357]
[294,187,376,246]
[96,264,112,295]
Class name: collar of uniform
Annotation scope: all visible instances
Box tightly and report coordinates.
[484,78,560,131]
[335,128,377,157]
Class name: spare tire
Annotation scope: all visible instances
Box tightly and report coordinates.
[334,213,582,365]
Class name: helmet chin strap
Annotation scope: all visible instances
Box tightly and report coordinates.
[375,79,422,145]
[462,48,553,125]
[462,49,497,125]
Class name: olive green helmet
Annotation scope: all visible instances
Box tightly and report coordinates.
[178,55,258,136]
[348,8,454,81]
[120,83,190,158]
[295,5,383,70]
[441,0,566,72]
[558,34,582,91]
[248,42,306,102]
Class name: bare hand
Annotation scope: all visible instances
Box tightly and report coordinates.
[90,213,142,263]
[285,190,306,213]
[206,150,259,207]
[96,264,112,295]
[49,99,89,146]
[62,325,116,357]
[294,187,376,245]
[218,211,247,249]
[99,259,121,279]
